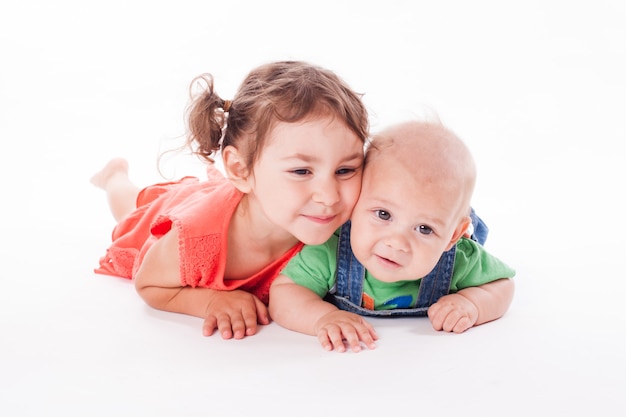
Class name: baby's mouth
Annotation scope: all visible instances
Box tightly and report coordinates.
[375,254,400,269]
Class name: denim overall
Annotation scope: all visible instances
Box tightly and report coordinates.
[324,208,489,317]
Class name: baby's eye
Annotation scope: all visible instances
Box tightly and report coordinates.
[416,224,433,235]
[375,210,391,221]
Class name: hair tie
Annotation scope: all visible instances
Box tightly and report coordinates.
[223,100,232,112]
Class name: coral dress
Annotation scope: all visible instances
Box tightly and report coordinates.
[95,165,303,304]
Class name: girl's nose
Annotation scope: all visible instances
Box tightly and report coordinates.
[312,178,340,206]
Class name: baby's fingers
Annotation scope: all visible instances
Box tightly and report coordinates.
[318,323,378,353]
[319,325,348,352]
[429,305,471,333]
[341,326,365,353]
[355,322,378,350]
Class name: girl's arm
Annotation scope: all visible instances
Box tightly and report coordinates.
[428,278,515,333]
[133,228,269,339]
[269,275,378,352]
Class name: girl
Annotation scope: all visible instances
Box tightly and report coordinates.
[91,61,369,340]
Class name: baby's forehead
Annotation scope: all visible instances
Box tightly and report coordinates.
[365,138,441,177]
[368,128,472,177]
[364,139,469,201]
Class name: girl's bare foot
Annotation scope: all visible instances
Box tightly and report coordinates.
[90,158,129,189]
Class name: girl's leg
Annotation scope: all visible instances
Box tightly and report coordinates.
[91,158,140,222]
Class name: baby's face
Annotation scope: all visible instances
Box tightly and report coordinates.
[350,153,466,283]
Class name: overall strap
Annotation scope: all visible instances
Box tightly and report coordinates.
[415,208,486,306]
[333,221,365,304]
[415,246,455,308]
[469,207,488,245]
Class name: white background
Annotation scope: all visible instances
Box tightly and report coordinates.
[1,1,624,416]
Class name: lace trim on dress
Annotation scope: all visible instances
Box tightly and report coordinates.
[104,246,139,279]
[179,234,221,287]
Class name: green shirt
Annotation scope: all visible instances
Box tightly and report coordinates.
[280,230,516,311]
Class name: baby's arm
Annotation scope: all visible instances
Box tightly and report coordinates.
[133,229,269,340]
[269,275,378,352]
[427,278,515,333]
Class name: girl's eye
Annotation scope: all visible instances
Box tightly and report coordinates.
[417,225,433,235]
[375,210,391,221]
[336,167,356,176]
[291,169,311,176]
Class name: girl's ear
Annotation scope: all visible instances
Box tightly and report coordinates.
[444,215,472,251]
[222,145,253,193]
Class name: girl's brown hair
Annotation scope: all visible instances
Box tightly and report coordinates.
[186,61,369,167]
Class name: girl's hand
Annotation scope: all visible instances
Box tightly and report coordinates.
[202,290,270,339]
[314,310,378,353]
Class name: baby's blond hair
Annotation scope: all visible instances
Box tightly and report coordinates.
[366,120,476,218]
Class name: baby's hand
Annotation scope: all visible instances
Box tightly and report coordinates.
[202,290,270,339]
[427,293,478,333]
[314,311,378,353]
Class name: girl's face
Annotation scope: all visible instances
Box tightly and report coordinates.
[246,115,364,245]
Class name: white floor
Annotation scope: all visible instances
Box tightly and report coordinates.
[2,1,625,416]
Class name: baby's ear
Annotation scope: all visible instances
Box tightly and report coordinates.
[222,145,252,193]
[445,216,472,251]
